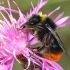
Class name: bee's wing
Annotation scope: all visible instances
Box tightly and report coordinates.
[45,24,70,58]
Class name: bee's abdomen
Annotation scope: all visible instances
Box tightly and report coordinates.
[43,52,63,62]
[49,37,63,53]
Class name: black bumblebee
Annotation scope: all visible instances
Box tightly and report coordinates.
[20,12,68,61]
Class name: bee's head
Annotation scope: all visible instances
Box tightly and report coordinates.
[26,14,41,26]
[20,12,47,29]
[26,12,47,26]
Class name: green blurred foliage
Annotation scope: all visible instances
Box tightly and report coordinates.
[0,0,70,70]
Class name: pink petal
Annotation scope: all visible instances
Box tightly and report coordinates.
[58,21,70,27]
[54,12,64,22]
[0,65,10,70]
[0,6,19,14]
[56,16,70,26]
[30,0,48,15]
[48,6,60,17]
[31,2,34,9]
[28,33,34,41]
[0,12,10,27]
[29,37,38,45]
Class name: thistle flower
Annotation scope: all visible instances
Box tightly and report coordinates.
[0,0,70,70]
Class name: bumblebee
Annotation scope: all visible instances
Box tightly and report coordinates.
[20,12,68,62]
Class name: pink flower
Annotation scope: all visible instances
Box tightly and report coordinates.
[0,0,70,70]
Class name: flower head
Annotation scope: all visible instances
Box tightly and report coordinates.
[0,0,70,70]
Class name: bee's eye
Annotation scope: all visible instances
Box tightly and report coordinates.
[27,15,41,25]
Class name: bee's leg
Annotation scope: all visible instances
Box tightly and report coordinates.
[37,32,51,51]
[36,26,45,30]
[37,45,45,52]
[36,26,46,41]
[45,32,51,45]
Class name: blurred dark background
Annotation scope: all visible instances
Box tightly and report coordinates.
[0,0,70,70]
